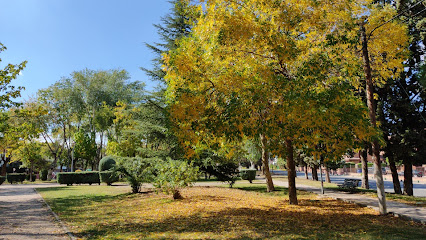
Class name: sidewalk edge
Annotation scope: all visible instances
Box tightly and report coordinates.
[34,188,78,240]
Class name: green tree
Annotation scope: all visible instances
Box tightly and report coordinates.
[378,0,426,196]
[154,158,199,199]
[0,43,26,109]
[38,69,144,170]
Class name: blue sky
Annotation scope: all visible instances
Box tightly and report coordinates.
[0,0,172,101]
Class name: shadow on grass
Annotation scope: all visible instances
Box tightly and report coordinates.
[76,198,426,240]
[233,185,312,197]
[39,186,426,239]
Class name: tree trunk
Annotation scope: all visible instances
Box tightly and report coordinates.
[312,165,318,181]
[403,162,413,196]
[360,21,387,214]
[30,162,33,182]
[389,157,402,194]
[173,190,183,200]
[304,162,309,180]
[360,148,369,189]
[325,165,331,183]
[260,134,274,192]
[1,150,8,176]
[285,139,298,205]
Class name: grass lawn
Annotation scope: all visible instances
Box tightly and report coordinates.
[37,184,426,240]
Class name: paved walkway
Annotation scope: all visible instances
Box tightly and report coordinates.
[271,178,426,224]
[0,184,70,240]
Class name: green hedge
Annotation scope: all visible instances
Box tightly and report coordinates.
[7,173,26,184]
[0,176,5,185]
[239,169,256,183]
[26,174,36,182]
[40,169,48,181]
[99,171,118,186]
[57,171,100,186]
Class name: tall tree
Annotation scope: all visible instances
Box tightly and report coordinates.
[378,0,426,196]
[164,0,378,204]
[38,69,144,170]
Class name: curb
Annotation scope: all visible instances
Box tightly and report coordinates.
[34,188,78,240]
[328,195,425,225]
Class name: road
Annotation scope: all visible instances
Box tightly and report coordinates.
[269,170,426,197]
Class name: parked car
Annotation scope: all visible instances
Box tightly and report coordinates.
[413,170,423,177]
[397,171,423,177]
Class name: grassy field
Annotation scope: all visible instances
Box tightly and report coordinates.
[37,184,426,240]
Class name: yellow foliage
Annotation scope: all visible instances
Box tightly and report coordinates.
[164,0,408,159]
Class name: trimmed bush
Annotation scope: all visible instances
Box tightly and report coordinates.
[40,169,48,181]
[57,171,100,186]
[99,156,116,171]
[240,169,256,183]
[26,174,36,182]
[7,173,26,184]
[100,171,118,186]
[0,176,5,185]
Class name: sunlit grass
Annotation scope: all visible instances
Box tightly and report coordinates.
[37,185,425,239]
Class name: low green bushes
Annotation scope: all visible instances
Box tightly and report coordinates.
[99,171,118,186]
[239,169,256,183]
[40,169,48,181]
[57,172,100,186]
[26,174,36,182]
[7,173,26,184]
[0,176,5,185]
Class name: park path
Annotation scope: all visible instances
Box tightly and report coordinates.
[0,184,70,240]
[271,178,426,224]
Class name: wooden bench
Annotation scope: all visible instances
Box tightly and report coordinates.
[337,179,360,190]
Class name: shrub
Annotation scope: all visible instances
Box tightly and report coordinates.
[99,171,119,186]
[240,169,256,183]
[154,159,200,199]
[57,171,100,186]
[25,174,36,182]
[213,162,240,187]
[6,173,26,184]
[0,176,5,185]
[99,156,116,171]
[117,157,156,193]
[40,169,48,181]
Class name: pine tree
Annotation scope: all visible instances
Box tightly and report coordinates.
[141,0,195,84]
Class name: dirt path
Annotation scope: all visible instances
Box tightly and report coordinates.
[0,184,70,240]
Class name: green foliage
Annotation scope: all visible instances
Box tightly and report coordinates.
[57,171,100,186]
[239,169,256,183]
[74,129,97,167]
[99,171,119,186]
[0,42,27,109]
[117,157,157,193]
[99,156,116,171]
[154,159,199,199]
[40,169,48,181]
[26,174,36,182]
[212,162,239,188]
[0,176,5,185]
[6,173,26,184]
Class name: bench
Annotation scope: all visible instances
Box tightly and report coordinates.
[337,178,360,190]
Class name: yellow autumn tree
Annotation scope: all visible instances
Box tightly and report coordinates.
[164,0,407,206]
